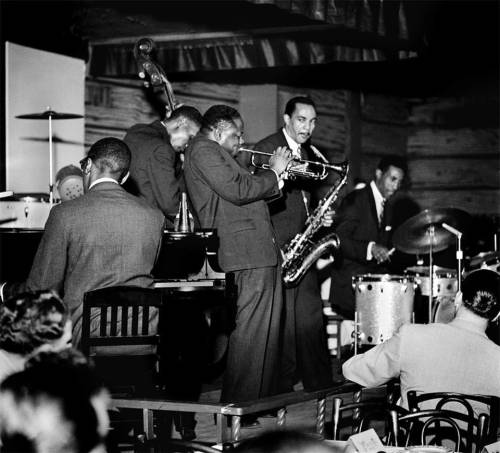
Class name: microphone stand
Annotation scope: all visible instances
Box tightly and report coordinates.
[442,222,463,293]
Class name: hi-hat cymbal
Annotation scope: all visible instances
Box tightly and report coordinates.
[16,109,83,120]
[393,208,470,254]
[22,135,89,146]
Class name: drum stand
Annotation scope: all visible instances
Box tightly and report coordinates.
[442,222,463,293]
[427,226,435,323]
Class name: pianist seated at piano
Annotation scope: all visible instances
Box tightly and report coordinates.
[0,137,164,347]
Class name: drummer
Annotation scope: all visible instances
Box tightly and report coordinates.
[328,155,407,321]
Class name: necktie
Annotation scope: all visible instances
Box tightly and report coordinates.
[379,199,386,225]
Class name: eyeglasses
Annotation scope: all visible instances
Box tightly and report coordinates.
[79,157,88,171]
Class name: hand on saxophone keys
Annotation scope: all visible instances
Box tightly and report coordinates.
[321,208,335,227]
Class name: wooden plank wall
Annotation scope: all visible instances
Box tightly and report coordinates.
[360,93,409,183]
[407,97,500,216]
[84,77,240,147]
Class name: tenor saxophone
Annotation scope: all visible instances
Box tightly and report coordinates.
[282,161,349,287]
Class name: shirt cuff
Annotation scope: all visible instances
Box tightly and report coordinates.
[271,168,285,190]
[367,241,375,260]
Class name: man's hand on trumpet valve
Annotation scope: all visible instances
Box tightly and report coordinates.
[269,146,294,177]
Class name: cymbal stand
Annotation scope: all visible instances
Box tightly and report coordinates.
[48,109,54,205]
[442,222,463,293]
[427,225,435,323]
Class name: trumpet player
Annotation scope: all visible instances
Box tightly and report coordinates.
[184,105,293,408]
[253,96,335,393]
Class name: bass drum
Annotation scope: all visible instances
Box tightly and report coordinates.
[354,274,415,345]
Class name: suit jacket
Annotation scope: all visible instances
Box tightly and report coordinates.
[25,182,164,341]
[343,319,500,415]
[123,120,181,219]
[253,130,317,248]
[184,135,281,272]
[329,184,392,318]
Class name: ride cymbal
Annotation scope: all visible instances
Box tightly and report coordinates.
[393,208,470,254]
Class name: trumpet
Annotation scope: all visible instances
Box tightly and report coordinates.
[238,147,346,180]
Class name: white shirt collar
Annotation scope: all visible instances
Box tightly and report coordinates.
[282,127,301,157]
[89,177,119,190]
[370,180,385,221]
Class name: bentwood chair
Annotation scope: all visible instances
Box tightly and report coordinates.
[389,407,489,453]
[407,390,499,452]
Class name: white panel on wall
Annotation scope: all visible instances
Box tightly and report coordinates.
[5,42,85,195]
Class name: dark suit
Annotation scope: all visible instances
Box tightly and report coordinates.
[184,135,283,402]
[123,120,181,222]
[329,184,392,319]
[254,130,333,392]
[24,182,165,344]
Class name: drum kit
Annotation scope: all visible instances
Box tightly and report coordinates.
[0,108,84,229]
[353,207,500,352]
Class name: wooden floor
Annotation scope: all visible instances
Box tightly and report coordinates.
[163,358,382,445]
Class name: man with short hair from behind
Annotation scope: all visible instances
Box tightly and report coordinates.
[342,269,500,416]
[3,137,165,346]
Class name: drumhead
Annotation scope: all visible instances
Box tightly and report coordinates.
[4,192,50,203]
[353,273,413,283]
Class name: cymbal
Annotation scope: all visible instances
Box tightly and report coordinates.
[22,135,89,146]
[393,208,470,254]
[16,109,83,120]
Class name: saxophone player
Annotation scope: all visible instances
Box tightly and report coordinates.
[253,96,335,393]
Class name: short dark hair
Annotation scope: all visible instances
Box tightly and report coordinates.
[87,137,131,180]
[168,105,203,127]
[0,290,68,355]
[284,96,316,117]
[377,154,408,174]
[202,105,239,132]
[462,269,500,320]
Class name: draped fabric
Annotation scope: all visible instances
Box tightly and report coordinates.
[87,0,423,77]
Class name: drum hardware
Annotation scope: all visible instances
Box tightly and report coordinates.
[466,251,500,275]
[352,274,415,354]
[16,108,84,205]
[393,208,470,322]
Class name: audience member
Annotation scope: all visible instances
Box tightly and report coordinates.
[0,348,109,453]
[0,290,71,383]
[343,269,500,416]
[234,430,338,453]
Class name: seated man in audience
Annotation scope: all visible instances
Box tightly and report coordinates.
[1,138,165,345]
[0,348,110,453]
[0,290,72,383]
[343,269,500,416]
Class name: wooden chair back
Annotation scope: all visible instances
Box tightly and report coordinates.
[81,286,164,397]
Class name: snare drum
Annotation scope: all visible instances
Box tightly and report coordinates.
[466,251,500,275]
[353,274,415,345]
